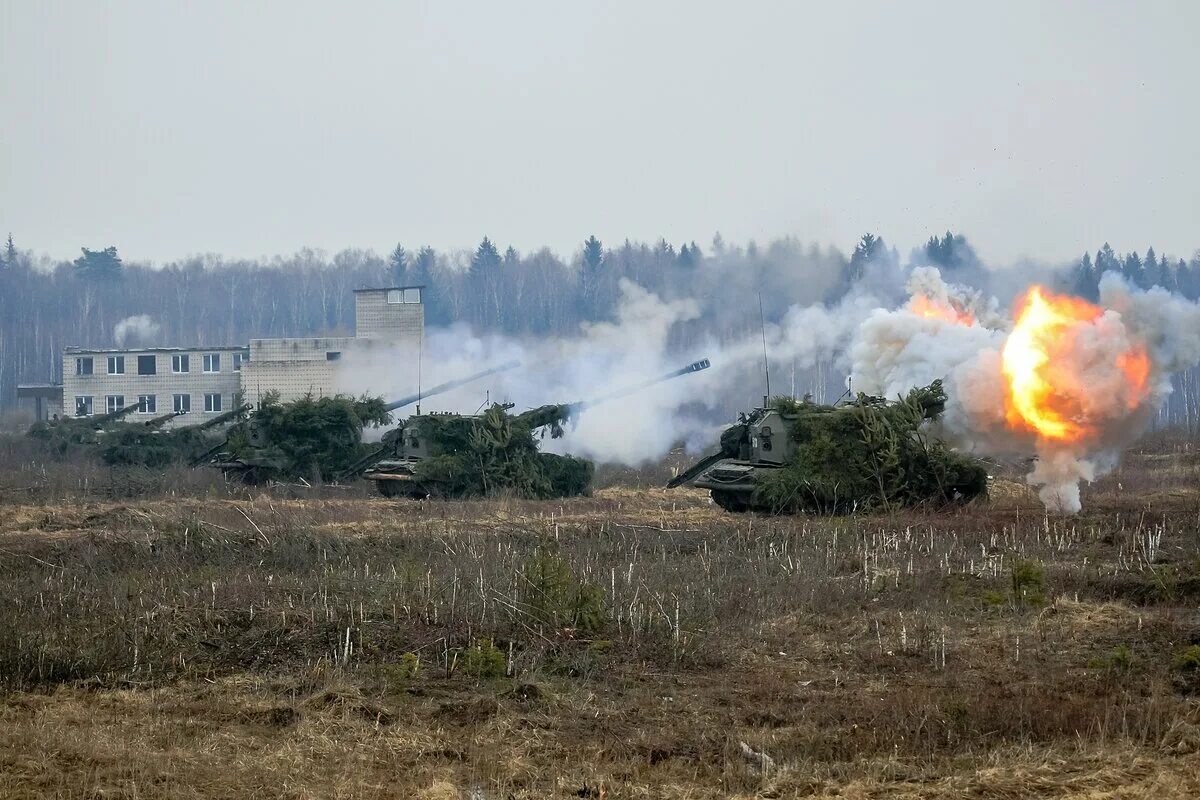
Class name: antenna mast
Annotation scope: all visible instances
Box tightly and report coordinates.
[758,292,771,406]
[416,331,423,416]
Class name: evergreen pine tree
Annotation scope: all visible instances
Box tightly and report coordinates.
[387,244,408,285]
[1142,247,1158,288]
[1096,243,1119,274]
[580,235,604,318]
[848,233,884,282]
[1159,253,1175,293]
[470,237,503,328]
[1072,252,1098,300]
[470,237,502,280]
[72,246,123,280]
[1179,258,1195,299]
[1121,251,1143,285]
[2,234,14,268]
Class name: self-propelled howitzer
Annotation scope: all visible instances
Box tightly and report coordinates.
[199,362,522,483]
[26,402,143,451]
[359,358,712,499]
[667,379,988,514]
[96,403,252,468]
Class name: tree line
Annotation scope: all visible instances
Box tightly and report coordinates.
[3,231,1200,429]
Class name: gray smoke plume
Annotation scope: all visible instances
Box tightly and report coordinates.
[114,315,161,346]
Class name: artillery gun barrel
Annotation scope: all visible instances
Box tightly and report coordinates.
[189,438,229,467]
[182,403,252,432]
[335,444,391,483]
[571,358,710,414]
[143,411,185,429]
[84,403,142,428]
[512,358,712,431]
[384,360,521,412]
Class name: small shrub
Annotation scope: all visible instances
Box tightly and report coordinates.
[982,590,1007,608]
[1088,644,1135,674]
[1171,645,1200,694]
[1011,559,1046,609]
[461,639,507,679]
[1172,645,1200,673]
[519,553,606,635]
[380,652,421,693]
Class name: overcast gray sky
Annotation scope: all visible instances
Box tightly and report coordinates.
[1,1,1196,266]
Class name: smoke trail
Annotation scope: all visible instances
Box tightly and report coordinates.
[114,315,161,346]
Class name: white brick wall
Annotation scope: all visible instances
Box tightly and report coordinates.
[61,347,246,428]
[354,289,424,338]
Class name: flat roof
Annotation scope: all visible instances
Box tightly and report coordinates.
[352,285,426,293]
[65,345,250,354]
[17,384,62,398]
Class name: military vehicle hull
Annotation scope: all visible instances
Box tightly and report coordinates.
[363,459,425,498]
[690,460,775,512]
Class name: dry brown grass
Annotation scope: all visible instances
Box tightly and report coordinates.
[1,439,1200,797]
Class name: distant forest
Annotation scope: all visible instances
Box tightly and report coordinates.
[3,230,1200,425]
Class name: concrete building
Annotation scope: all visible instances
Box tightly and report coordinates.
[61,346,249,427]
[58,286,424,420]
[239,286,423,405]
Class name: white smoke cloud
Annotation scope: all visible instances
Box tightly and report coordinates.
[336,280,713,463]
[114,315,161,346]
[849,268,1200,513]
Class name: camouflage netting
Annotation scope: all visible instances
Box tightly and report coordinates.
[403,403,593,498]
[27,415,202,466]
[27,417,106,455]
[99,425,218,468]
[753,380,988,513]
[220,393,392,483]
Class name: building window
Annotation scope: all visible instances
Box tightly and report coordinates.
[173,394,191,413]
[203,353,220,373]
[138,355,157,375]
[138,395,157,414]
[386,288,421,304]
[326,351,342,361]
[107,356,125,375]
[106,395,125,414]
[75,357,94,376]
[204,393,223,412]
[233,352,248,371]
[172,354,190,373]
[74,396,93,416]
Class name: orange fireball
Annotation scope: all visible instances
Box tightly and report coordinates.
[1001,286,1150,442]
[908,294,975,326]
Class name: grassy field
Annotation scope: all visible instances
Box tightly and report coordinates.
[0,438,1199,798]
